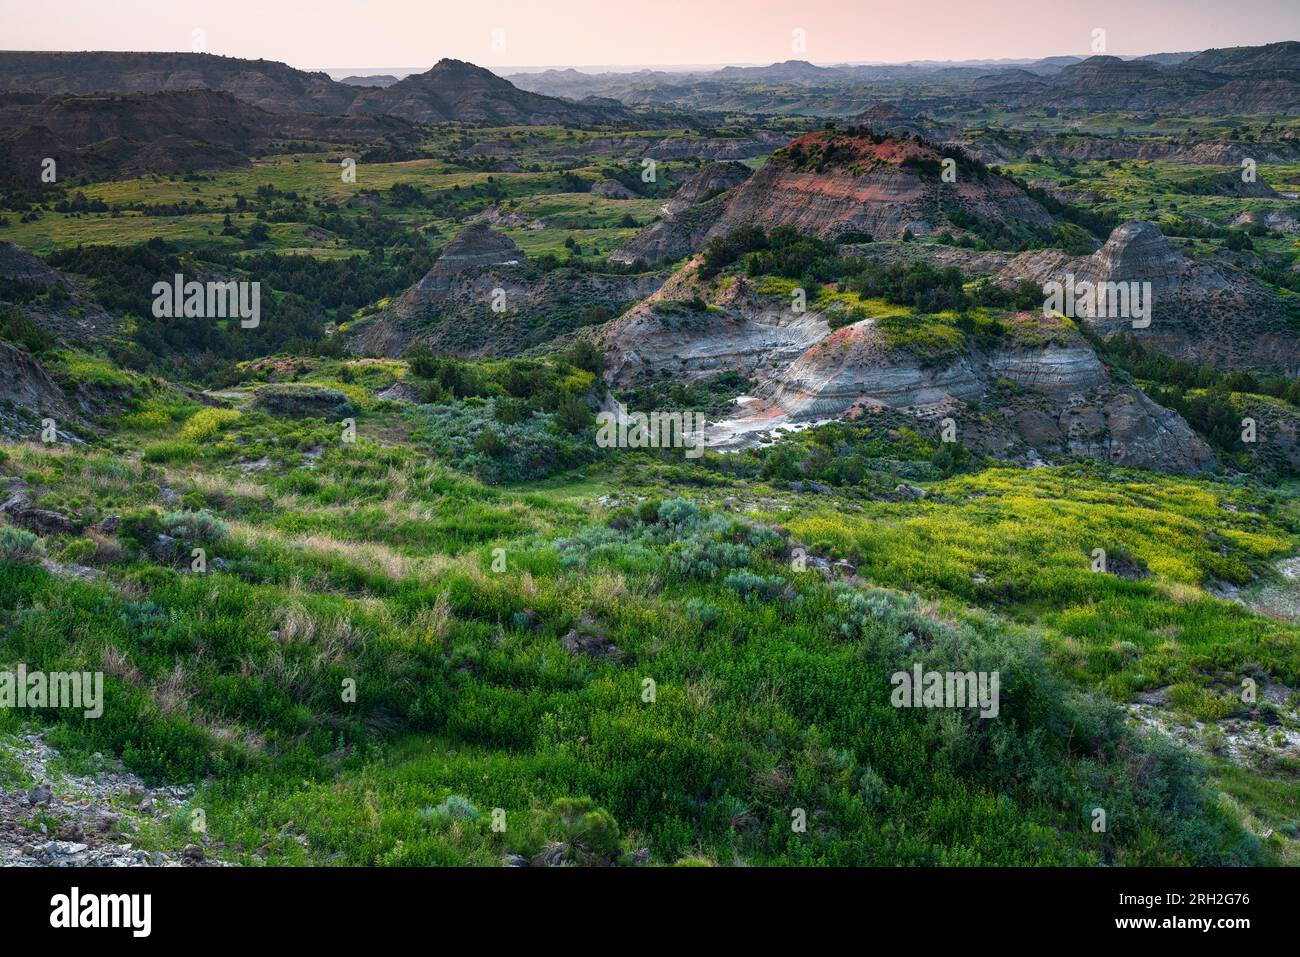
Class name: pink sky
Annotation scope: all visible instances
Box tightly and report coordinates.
[0,0,1295,69]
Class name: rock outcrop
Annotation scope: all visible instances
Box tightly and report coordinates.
[612,130,1057,262]
[1040,139,1298,165]
[1231,208,1300,234]
[1071,221,1197,292]
[607,200,727,267]
[357,224,663,358]
[847,103,960,142]
[704,130,1056,243]
[0,729,226,868]
[850,103,907,127]
[663,161,752,216]
[601,268,828,386]
[0,242,122,346]
[1190,170,1281,199]
[0,241,61,289]
[609,162,752,266]
[1000,221,1300,376]
[591,179,638,199]
[0,342,81,440]
[360,269,664,359]
[717,313,1214,473]
[599,259,1215,474]
[391,225,526,317]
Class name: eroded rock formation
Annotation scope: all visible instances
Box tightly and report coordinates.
[1000,221,1300,376]
[599,259,1215,473]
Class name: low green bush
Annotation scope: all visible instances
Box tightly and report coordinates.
[0,525,44,562]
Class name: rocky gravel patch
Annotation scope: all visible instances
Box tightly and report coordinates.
[0,728,226,867]
[1247,556,1300,623]
[1127,682,1300,771]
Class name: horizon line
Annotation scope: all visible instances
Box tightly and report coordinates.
[9,43,1300,75]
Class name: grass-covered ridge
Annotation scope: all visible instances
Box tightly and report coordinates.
[782,466,1300,692]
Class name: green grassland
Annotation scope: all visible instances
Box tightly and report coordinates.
[0,347,1296,866]
[0,125,710,264]
[997,156,1300,273]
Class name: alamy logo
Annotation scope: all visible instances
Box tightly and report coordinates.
[50,887,150,937]
[0,665,103,718]
[152,274,260,328]
[596,400,706,459]
[890,664,1000,718]
[1042,273,1151,329]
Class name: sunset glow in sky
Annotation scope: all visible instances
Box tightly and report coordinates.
[0,0,1296,69]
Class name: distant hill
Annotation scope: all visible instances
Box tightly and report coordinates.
[1182,40,1300,73]
[509,41,1300,116]
[716,59,833,83]
[0,51,655,126]
[348,58,641,125]
[0,89,417,185]
[0,51,356,114]
[1135,51,1199,66]
[338,74,401,88]
[936,48,1300,114]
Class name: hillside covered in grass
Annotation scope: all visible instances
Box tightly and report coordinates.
[0,345,1295,865]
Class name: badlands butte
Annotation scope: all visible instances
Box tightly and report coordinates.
[355,128,1299,474]
[0,40,1298,871]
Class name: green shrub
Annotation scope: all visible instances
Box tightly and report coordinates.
[1167,683,1233,721]
[494,398,529,425]
[474,430,506,455]
[0,305,54,353]
[411,399,600,484]
[160,509,229,546]
[550,798,623,864]
[565,339,607,375]
[657,498,701,528]
[428,795,481,821]
[142,440,202,464]
[553,394,593,435]
[118,507,163,550]
[724,569,788,601]
[0,525,44,562]
[58,537,97,564]
[180,407,241,442]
